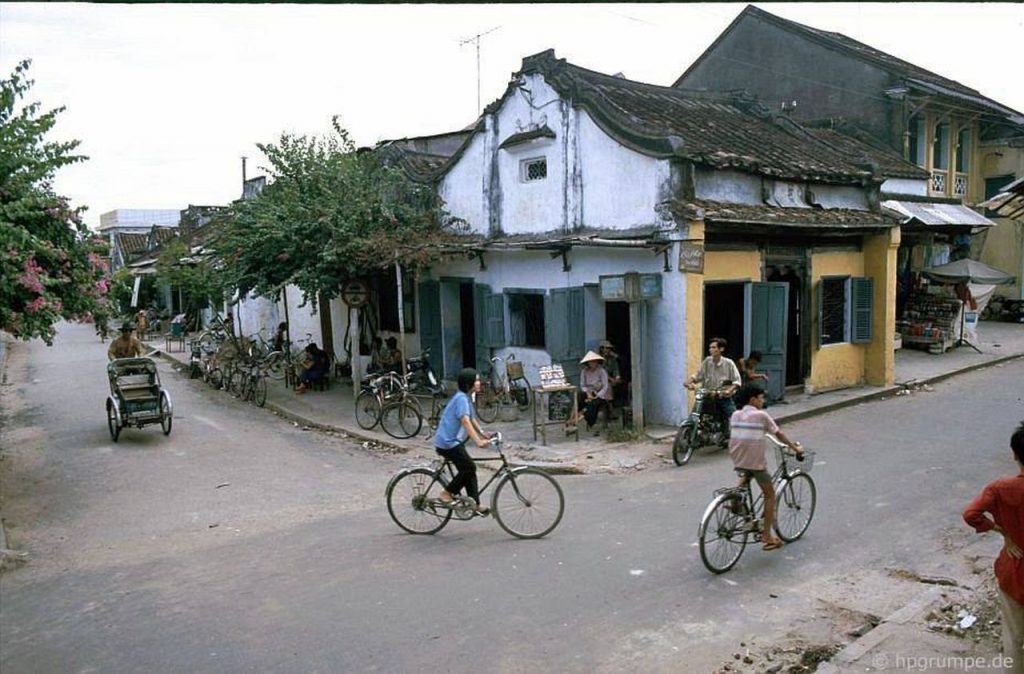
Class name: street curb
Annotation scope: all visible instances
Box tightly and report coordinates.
[149,344,1023,473]
[816,585,949,674]
[771,352,1024,426]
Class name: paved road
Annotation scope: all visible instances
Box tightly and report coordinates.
[1,323,1020,672]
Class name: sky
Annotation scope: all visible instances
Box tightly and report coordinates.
[2,3,1023,231]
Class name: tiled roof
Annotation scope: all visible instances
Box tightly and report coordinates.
[499,125,557,150]
[375,143,457,184]
[509,50,876,185]
[979,175,1024,220]
[682,6,1024,126]
[115,232,148,255]
[803,124,928,180]
[153,226,177,244]
[673,199,898,230]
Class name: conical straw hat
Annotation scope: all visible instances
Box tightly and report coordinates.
[580,350,604,364]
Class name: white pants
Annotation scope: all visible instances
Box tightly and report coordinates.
[1000,588,1024,674]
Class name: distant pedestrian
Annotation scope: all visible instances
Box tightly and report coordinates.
[963,421,1024,674]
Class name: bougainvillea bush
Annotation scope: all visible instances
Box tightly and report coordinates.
[1,59,108,344]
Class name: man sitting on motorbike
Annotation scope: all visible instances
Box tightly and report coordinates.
[684,337,741,442]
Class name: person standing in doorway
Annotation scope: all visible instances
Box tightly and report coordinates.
[963,422,1024,674]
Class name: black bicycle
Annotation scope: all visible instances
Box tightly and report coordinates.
[385,433,565,539]
[698,437,817,573]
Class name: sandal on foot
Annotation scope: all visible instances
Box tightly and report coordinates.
[473,505,490,517]
[762,539,785,551]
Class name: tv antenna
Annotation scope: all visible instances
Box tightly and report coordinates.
[459,25,501,115]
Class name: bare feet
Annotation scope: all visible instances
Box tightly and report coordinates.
[762,538,784,551]
[438,490,454,504]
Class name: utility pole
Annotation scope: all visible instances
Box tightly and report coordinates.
[459,25,501,115]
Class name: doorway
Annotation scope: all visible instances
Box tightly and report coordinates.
[766,263,805,386]
[459,283,476,372]
[439,278,477,377]
[703,282,746,363]
[604,301,631,381]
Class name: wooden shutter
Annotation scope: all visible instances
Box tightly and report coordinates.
[566,287,585,361]
[417,280,442,368]
[815,281,823,349]
[486,293,505,348]
[851,277,874,343]
[546,289,569,361]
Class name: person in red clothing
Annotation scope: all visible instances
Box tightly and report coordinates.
[963,421,1024,674]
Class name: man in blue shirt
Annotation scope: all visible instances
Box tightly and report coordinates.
[436,368,494,515]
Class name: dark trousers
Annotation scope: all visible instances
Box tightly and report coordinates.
[437,442,480,504]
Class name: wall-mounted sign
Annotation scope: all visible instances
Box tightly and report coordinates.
[679,242,705,273]
[340,279,370,308]
[599,273,662,302]
[599,275,625,301]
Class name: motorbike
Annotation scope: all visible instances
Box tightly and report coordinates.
[673,386,732,466]
[361,347,445,396]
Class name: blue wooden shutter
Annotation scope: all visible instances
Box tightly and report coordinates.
[567,287,585,361]
[546,289,568,361]
[473,284,490,373]
[851,277,874,343]
[486,293,505,348]
[417,280,443,368]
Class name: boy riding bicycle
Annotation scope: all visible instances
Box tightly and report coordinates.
[729,383,803,551]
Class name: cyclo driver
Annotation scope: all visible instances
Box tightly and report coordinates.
[684,336,741,443]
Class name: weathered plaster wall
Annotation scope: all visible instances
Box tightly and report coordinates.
[864,228,899,385]
[439,133,487,235]
[695,168,763,205]
[807,250,865,391]
[577,110,670,230]
[881,178,928,197]
[424,244,689,425]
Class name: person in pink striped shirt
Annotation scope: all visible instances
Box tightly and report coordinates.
[729,384,803,551]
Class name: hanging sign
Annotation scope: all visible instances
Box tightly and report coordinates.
[340,279,370,308]
[599,273,662,302]
[679,243,705,273]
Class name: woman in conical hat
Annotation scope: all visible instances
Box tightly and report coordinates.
[575,350,611,430]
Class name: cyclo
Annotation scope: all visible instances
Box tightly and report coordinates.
[106,357,173,442]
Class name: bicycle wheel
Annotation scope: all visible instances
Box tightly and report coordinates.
[264,351,285,380]
[698,494,749,574]
[386,468,452,534]
[355,390,382,430]
[672,421,699,466]
[253,376,267,407]
[774,473,816,542]
[208,367,223,390]
[159,392,173,435]
[107,400,121,442]
[492,468,564,539]
[228,368,246,397]
[476,388,499,424]
[380,400,423,439]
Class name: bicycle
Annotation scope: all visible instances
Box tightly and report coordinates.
[385,432,565,539]
[355,371,405,430]
[477,354,529,423]
[230,354,269,408]
[697,436,817,574]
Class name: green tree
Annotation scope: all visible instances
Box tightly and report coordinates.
[211,118,465,308]
[1,59,107,344]
[155,237,228,320]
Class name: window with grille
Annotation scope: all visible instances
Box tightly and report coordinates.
[507,291,545,347]
[817,276,873,347]
[521,157,547,183]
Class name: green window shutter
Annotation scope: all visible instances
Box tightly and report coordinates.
[546,289,569,361]
[486,293,505,347]
[815,281,823,350]
[851,277,874,343]
[567,287,585,360]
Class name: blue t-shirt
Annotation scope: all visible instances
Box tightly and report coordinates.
[435,391,474,450]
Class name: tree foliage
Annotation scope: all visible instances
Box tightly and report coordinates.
[211,118,465,308]
[1,59,107,344]
[155,237,228,317]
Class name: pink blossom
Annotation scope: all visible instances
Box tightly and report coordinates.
[26,297,47,314]
[18,273,44,294]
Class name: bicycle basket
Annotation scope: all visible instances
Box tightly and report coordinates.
[785,449,816,476]
[506,361,525,380]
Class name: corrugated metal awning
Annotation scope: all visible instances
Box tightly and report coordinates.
[881,200,996,231]
[979,176,1024,221]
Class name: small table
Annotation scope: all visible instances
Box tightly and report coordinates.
[531,385,579,445]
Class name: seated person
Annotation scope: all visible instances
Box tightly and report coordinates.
[272,322,289,352]
[684,336,741,440]
[108,321,145,360]
[367,336,385,373]
[738,350,769,390]
[381,336,403,373]
[574,350,612,430]
[296,343,330,394]
[599,339,628,411]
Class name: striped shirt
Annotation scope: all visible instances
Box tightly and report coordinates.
[728,405,780,471]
